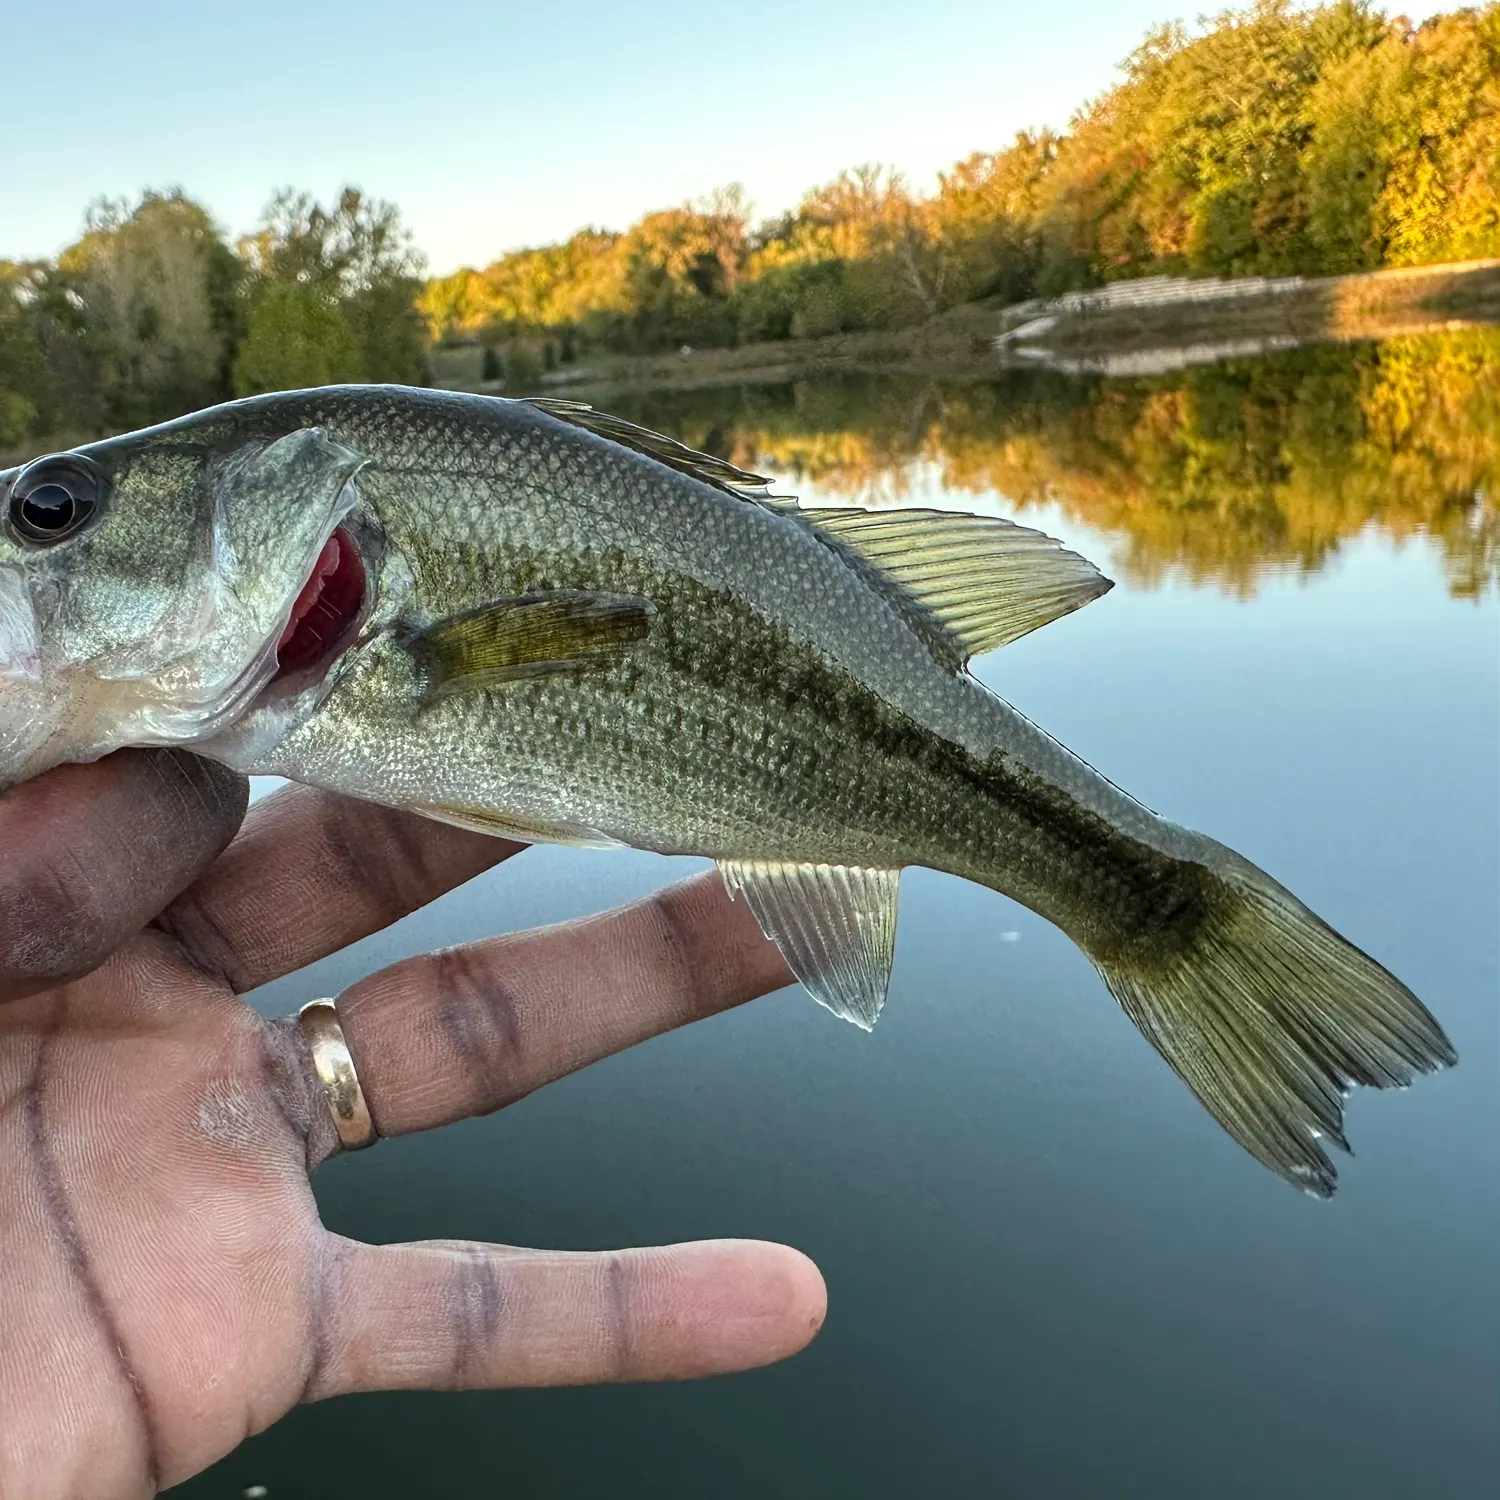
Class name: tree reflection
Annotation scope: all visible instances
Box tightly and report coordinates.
[608,331,1499,600]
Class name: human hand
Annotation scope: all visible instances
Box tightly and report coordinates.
[0,751,824,1499]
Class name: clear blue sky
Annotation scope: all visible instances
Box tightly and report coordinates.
[5,0,1448,275]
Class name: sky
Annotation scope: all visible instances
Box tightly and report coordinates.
[1,0,1455,276]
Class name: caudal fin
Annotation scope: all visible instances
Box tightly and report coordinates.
[1091,867,1456,1197]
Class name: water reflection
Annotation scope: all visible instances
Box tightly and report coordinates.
[602,330,1499,600]
[181,342,1498,1500]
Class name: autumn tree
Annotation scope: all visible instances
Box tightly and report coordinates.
[410,4,1500,359]
[7,1,1497,456]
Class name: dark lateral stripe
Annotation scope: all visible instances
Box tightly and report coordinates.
[398,543,1218,953]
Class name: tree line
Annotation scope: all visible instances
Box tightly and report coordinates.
[2,2,1496,457]
[1,188,427,454]
[425,2,1499,359]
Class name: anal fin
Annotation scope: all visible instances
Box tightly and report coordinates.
[719,859,900,1030]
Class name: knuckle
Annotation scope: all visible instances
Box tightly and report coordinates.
[598,1252,635,1379]
[426,944,526,1111]
[444,1250,509,1386]
[638,883,712,1018]
[0,851,114,993]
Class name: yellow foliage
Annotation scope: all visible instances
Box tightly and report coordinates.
[619,331,1497,601]
[418,5,1500,355]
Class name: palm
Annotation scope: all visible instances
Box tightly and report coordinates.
[1,952,327,1492]
[0,751,822,1499]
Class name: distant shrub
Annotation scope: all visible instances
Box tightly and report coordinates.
[502,343,544,390]
[233,283,362,395]
[790,282,846,340]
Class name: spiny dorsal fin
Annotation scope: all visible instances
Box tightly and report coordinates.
[406,591,654,705]
[523,399,1108,661]
[796,507,1112,665]
[525,398,777,501]
[719,859,900,1030]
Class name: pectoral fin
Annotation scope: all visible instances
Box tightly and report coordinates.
[407,591,655,705]
[414,800,623,849]
[719,859,900,1029]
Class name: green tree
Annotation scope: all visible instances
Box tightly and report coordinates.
[925,133,1054,303]
[240,187,428,383]
[602,191,753,352]
[1035,2,1381,281]
[55,190,244,429]
[1302,25,1408,270]
[1374,5,1500,265]
[0,265,55,451]
[232,283,363,396]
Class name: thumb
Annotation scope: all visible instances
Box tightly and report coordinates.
[0,749,247,1002]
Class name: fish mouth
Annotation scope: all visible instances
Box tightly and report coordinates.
[267,525,368,695]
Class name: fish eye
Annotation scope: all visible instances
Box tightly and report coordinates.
[8,456,105,546]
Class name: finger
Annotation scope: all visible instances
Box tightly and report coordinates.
[305,1235,826,1398]
[156,783,524,992]
[330,870,793,1143]
[0,749,246,1003]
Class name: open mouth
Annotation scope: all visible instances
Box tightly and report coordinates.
[272,526,366,684]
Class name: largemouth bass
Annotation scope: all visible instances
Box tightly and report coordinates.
[0,386,1455,1195]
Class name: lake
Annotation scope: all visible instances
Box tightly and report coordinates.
[183,333,1497,1499]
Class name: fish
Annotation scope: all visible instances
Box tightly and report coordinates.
[0,384,1456,1195]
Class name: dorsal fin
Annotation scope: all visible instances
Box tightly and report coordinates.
[524,398,777,501]
[522,398,1109,662]
[795,507,1112,665]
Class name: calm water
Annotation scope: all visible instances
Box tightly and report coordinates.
[186,338,1497,1499]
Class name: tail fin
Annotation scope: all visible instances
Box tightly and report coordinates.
[1091,865,1456,1197]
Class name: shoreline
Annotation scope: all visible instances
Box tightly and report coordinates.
[7,260,1496,470]
[431,257,1500,398]
[429,296,1012,400]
